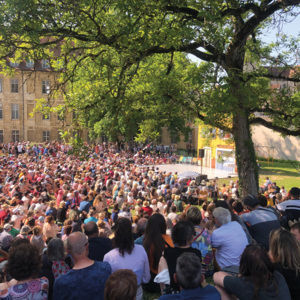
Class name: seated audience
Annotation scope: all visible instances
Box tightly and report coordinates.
[1,243,49,299]
[184,206,213,276]
[41,238,71,300]
[269,228,300,300]
[211,207,248,269]
[277,187,300,227]
[53,232,111,300]
[143,213,174,293]
[157,221,202,294]
[214,244,291,300]
[103,217,150,300]
[241,194,280,249]
[159,252,220,300]
[290,222,300,241]
[83,221,112,261]
[104,269,137,300]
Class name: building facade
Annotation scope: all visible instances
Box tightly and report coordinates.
[0,60,71,143]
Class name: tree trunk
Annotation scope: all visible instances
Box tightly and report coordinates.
[233,110,258,197]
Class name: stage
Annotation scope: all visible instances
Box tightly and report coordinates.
[149,163,237,180]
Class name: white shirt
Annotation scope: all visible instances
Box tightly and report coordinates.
[277,199,300,211]
[103,245,150,285]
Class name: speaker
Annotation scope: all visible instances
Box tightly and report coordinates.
[195,174,208,185]
[198,149,205,158]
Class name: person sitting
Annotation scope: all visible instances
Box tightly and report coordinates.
[103,217,150,300]
[159,252,220,300]
[53,232,111,300]
[43,215,59,240]
[83,207,98,224]
[184,206,213,277]
[241,194,280,250]
[83,221,112,261]
[104,269,138,300]
[213,245,291,300]
[157,221,202,294]
[211,207,248,270]
[269,228,300,300]
[142,213,174,293]
[1,243,49,299]
[277,187,300,227]
[41,238,71,300]
[290,222,300,241]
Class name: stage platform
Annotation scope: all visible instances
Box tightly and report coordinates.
[149,163,237,180]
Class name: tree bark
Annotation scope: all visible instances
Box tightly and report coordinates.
[233,110,258,197]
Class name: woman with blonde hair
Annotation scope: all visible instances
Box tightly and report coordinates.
[269,228,300,299]
[93,194,107,213]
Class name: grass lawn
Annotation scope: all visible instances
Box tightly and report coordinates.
[218,160,300,190]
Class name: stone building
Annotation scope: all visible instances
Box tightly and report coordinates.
[0,59,70,143]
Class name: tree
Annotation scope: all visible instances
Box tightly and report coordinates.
[0,0,299,196]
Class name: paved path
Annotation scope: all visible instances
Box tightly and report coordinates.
[150,164,237,179]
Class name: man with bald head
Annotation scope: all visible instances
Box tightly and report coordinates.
[84,221,112,261]
[53,231,111,300]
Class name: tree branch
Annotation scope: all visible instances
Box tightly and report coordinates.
[197,112,232,133]
[250,107,300,119]
[250,117,300,136]
[231,0,300,51]
[141,42,222,63]
[165,5,204,22]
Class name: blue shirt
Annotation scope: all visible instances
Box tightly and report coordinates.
[159,285,221,300]
[211,221,248,269]
[84,216,98,224]
[53,261,111,300]
[79,201,91,212]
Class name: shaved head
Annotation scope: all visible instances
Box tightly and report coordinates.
[84,221,98,237]
[67,232,88,255]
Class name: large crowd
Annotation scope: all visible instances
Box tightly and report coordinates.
[0,141,299,300]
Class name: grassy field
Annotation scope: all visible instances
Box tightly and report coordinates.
[218,160,300,190]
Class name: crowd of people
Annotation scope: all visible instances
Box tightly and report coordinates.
[0,141,299,300]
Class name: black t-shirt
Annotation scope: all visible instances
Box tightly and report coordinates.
[56,207,67,223]
[88,237,112,261]
[274,263,300,300]
[224,271,291,300]
[164,247,202,292]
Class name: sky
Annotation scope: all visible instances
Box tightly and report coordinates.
[189,12,300,64]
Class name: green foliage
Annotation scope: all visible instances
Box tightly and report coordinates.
[0,0,299,194]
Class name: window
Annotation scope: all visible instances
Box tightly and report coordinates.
[0,103,2,119]
[12,130,19,142]
[0,79,2,92]
[11,79,18,93]
[43,131,50,142]
[42,80,50,94]
[42,59,50,69]
[170,132,179,144]
[0,130,3,143]
[26,59,34,68]
[11,104,19,120]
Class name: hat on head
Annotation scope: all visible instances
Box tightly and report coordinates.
[38,216,45,223]
[4,223,12,231]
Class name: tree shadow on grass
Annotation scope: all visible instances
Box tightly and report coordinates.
[259,168,300,177]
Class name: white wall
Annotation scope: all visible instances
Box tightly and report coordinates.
[252,125,300,161]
